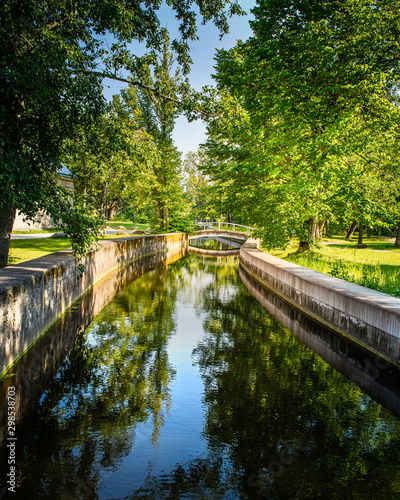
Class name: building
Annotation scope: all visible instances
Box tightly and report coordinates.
[12,164,74,231]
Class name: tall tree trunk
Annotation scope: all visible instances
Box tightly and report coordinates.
[316,220,325,239]
[325,220,331,238]
[310,216,317,243]
[357,222,364,246]
[299,217,316,251]
[0,203,16,268]
[155,196,163,229]
[163,202,168,228]
[395,218,400,248]
[100,181,109,219]
[346,220,357,239]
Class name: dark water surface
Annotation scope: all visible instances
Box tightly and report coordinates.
[1,253,400,499]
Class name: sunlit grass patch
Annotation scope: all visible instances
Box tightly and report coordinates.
[8,238,72,266]
[105,219,150,231]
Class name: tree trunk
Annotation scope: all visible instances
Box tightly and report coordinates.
[310,216,317,243]
[298,240,310,251]
[0,203,16,268]
[316,220,325,239]
[163,202,168,228]
[346,220,357,239]
[395,218,400,248]
[357,222,364,246]
[325,220,331,238]
[155,197,163,229]
[100,181,109,218]
[299,217,315,251]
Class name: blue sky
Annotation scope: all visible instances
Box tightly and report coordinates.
[102,1,256,157]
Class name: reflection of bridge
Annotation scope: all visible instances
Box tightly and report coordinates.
[188,230,249,247]
[188,246,240,257]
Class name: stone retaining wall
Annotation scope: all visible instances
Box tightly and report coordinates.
[240,240,400,366]
[0,233,188,375]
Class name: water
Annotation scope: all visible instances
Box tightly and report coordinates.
[1,251,400,499]
[189,237,234,250]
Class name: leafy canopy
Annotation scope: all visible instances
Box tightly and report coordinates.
[0,0,244,266]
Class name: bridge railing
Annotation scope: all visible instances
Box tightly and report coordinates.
[194,220,255,234]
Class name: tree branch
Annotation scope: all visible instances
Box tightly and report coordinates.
[77,69,214,119]
[355,151,400,188]
[79,70,182,106]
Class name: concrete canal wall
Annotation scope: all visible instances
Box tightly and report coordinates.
[240,240,400,366]
[0,233,188,375]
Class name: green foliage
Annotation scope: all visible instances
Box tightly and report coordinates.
[329,260,400,297]
[202,0,400,248]
[65,105,159,219]
[113,35,193,233]
[329,259,351,280]
[181,150,213,218]
[0,0,244,267]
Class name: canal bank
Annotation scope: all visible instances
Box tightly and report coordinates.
[240,239,400,366]
[0,233,188,376]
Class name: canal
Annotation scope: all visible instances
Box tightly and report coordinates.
[1,245,400,499]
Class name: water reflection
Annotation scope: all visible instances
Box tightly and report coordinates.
[189,237,240,250]
[0,253,399,499]
[0,246,185,447]
[189,237,240,258]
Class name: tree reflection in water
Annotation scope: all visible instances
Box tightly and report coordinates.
[0,254,399,499]
[192,258,400,499]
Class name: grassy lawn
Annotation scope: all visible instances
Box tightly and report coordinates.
[267,236,400,297]
[8,238,73,266]
[12,228,60,234]
[106,220,150,231]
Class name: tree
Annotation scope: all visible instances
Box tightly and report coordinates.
[202,0,400,249]
[181,150,214,219]
[65,105,158,219]
[113,33,194,232]
[0,0,244,268]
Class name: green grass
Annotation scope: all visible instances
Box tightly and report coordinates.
[12,228,61,234]
[267,236,400,297]
[8,238,73,266]
[106,219,150,231]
